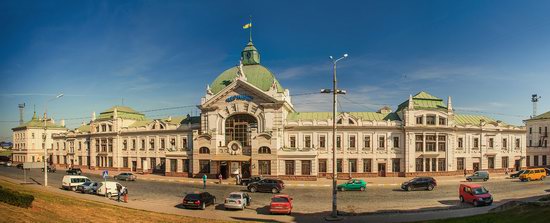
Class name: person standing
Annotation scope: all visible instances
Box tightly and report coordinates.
[218,173,223,184]
[202,174,207,189]
[463,168,467,177]
[116,184,122,202]
[236,173,241,185]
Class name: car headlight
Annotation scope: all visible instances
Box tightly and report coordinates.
[478,198,484,201]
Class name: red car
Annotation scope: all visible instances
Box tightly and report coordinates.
[269,194,293,215]
[459,184,493,207]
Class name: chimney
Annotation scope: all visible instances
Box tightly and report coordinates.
[408,94,414,110]
[447,96,453,112]
[92,112,96,121]
[60,119,65,127]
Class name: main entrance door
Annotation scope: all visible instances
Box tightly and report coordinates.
[132,161,137,172]
[378,163,386,177]
[514,159,521,171]
[241,162,251,178]
[473,162,480,172]
[220,162,228,179]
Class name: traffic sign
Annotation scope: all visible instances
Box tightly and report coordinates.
[102,170,109,179]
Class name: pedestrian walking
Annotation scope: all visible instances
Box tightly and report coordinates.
[463,168,467,177]
[218,173,223,184]
[202,174,207,189]
[116,184,122,202]
[236,173,241,185]
[505,168,509,176]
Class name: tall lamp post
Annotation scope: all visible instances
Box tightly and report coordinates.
[43,93,64,187]
[479,119,485,171]
[322,54,348,220]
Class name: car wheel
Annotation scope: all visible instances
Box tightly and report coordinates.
[427,185,434,191]
[201,202,206,210]
[340,187,345,192]
[488,202,493,206]
[473,200,479,207]
[249,187,256,193]
[288,211,291,215]
[213,198,216,204]
[467,178,472,182]
[483,178,488,181]
[541,176,545,181]
[107,192,112,198]
[405,186,410,191]
[360,186,365,192]
[459,196,464,203]
[71,187,76,192]
[271,188,279,194]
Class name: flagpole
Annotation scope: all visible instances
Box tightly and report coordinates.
[249,15,252,42]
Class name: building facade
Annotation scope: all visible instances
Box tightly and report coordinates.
[525,111,550,167]
[12,39,527,180]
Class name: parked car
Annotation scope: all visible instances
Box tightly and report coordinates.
[269,194,293,215]
[41,164,56,173]
[96,181,126,198]
[114,172,136,181]
[519,168,546,182]
[337,179,367,191]
[66,167,82,175]
[16,163,24,169]
[466,171,489,182]
[76,181,100,194]
[459,184,493,207]
[240,176,263,186]
[182,192,216,210]
[510,170,527,178]
[247,179,284,193]
[224,192,251,210]
[401,177,437,191]
[62,175,91,191]
[0,156,12,166]
[545,168,550,176]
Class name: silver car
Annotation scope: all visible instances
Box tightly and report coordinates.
[114,172,136,181]
[224,192,251,210]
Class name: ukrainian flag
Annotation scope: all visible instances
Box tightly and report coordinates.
[243,23,252,29]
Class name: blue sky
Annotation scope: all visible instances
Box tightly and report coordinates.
[2,0,550,140]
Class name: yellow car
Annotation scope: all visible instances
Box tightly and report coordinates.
[519,168,546,182]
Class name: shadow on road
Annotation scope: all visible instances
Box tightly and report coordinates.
[30,177,42,185]
[255,205,271,215]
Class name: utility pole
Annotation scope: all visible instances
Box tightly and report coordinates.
[322,53,348,221]
[18,103,25,126]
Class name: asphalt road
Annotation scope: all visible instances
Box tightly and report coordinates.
[1,166,549,215]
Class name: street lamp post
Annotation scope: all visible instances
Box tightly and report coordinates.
[479,119,485,171]
[322,54,348,220]
[43,93,64,187]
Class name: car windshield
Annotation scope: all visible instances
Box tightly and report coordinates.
[229,194,242,199]
[472,187,488,195]
[185,194,200,200]
[272,197,288,203]
[82,182,92,186]
[347,180,354,184]
[408,178,420,182]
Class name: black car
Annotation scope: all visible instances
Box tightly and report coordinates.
[41,165,56,173]
[247,179,284,193]
[182,192,216,210]
[66,167,82,175]
[544,168,550,176]
[16,163,24,169]
[401,177,437,191]
[240,176,263,186]
[510,170,527,178]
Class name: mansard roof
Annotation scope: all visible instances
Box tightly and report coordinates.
[397,91,447,112]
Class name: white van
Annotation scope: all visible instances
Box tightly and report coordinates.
[62,175,91,191]
[96,181,126,198]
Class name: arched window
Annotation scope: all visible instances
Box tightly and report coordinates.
[259,146,271,154]
[225,114,258,147]
[199,147,210,154]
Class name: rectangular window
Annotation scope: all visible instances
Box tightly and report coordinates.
[489,138,494,148]
[534,155,539,166]
[543,155,547,166]
[364,136,371,148]
[305,135,311,148]
[123,140,127,150]
[301,160,311,175]
[392,158,401,172]
[502,138,507,148]
[182,138,188,150]
[502,157,509,169]
[349,159,357,172]
[488,157,495,169]
[132,139,136,150]
[439,117,446,125]
[527,155,531,167]
[474,138,479,148]
[259,160,271,175]
[529,140,532,147]
[431,158,437,171]
[149,139,155,150]
[438,135,446,151]
[415,135,423,152]
[290,136,296,148]
[457,158,465,170]
[379,136,385,148]
[123,157,128,168]
[319,136,326,148]
[349,135,356,148]
[318,159,327,173]
[515,139,520,148]
[199,160,210,173]
[182,159,189,172]
[426,115,436,125]
[160,138,165,150]
[416,116,423,124]
[416,158,424,171]
[425,158,431,172]
[458,138,464,148]
[393,137,399,148]
[108,157,113,167]
[363,159,372,172]
[78,142,82,151]
[141,139,145,150]
[170,159,177,172]
[426,135,436,152]
[530,127,532,134]
[285,160,295,175]
[336,136,342,148]
[337,159,343,173]
[437,158,446,171]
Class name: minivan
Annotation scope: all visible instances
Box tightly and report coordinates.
[519,168,546,182]
[96,181,126,198]
[62,175,91,191]
[459,184,493,207]
[466,171,489,182]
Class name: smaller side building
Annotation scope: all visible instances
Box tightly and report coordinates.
[525,111,550,167]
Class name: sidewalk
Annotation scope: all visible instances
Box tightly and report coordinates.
[72,167,510,188]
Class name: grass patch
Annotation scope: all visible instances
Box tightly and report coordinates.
[0,179,235,223]
[0,185,34,208]
[415,202,550,223]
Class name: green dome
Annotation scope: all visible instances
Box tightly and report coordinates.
[210,64,284,94]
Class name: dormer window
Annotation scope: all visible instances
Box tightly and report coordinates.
[439,117,446,125]
[416,116,423,124]
[348,119,355,125]
[337,119,343,124]
[426,115,436,125]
